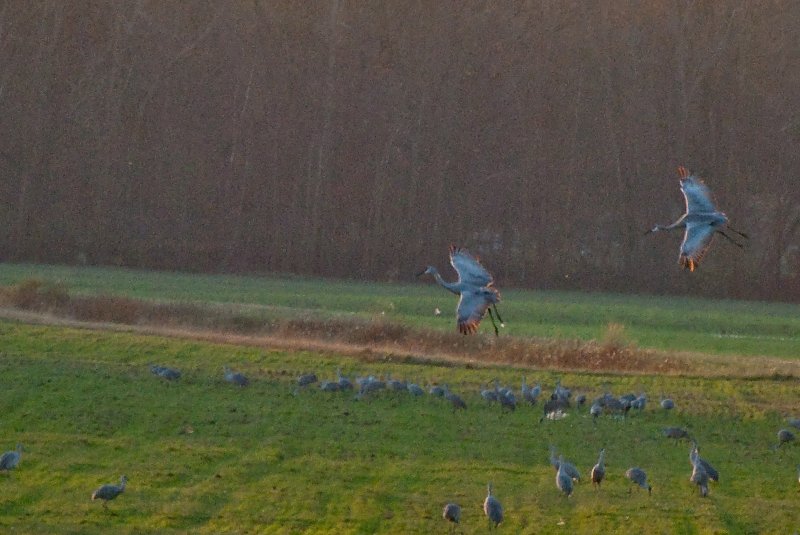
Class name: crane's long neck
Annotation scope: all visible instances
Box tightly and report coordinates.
[431,270,460,295]
[598,450,605,466]
[656,214,687,232]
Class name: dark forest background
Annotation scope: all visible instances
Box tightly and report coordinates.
[1,1,799,300]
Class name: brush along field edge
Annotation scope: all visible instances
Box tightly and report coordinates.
[0,306,797,379]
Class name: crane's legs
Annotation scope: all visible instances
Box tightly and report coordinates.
[487,308,499,337]
[718,230,744,248]
[726,224,749,239]
[492,304,504,326]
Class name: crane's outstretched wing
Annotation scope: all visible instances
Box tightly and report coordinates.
[680,175,718,215]
[456,289,492,334]
[679,221,716,271]
[450,246,493,287]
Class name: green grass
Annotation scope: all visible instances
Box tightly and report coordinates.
[2,263,800,359]
[1,321,799,533]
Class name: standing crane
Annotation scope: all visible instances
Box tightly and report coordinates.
[417,246,504,335]
[591,448,606,488]
[556,456,574,497]
[690,442,719,482]
[690,454,710,497]
[645,166,748,271]
[483,482,503,530]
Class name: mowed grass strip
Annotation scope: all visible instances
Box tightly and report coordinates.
[2,263,800,359]
[0,321,798,533]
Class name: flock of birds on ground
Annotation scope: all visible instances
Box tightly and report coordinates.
[3,360,798,520]
[6,167,796,527]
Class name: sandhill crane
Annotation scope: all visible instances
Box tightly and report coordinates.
[498,387,516,413]
[92,475,127,509]
[443,385,467,412]
[663,427,691,442]
[645,166,748,271]
[591,448,606,488]
[590,402,602,422]
[553,379,571,401]
[386,373,406,392]
[223,366,249,387]
[625,467,651,495]
[557,455,574,497]
[690,442,719,482]
[522,378,540,405]
[319,380,339,392]
[429,384,445,397]
[417,246,504,335]
[442,502,461,532]
[690,456,709,497]
[481,383,499,403]
[787,417,800,430]
[150,365,181,381]
[0,444,23,474]
[549,446,581,482]
[660,398,675,411]
[336,368,353,391]
[777,429,796,449]
[356,375,385,398]
[483,482,503,529]
[297,372,318,387]
[631,394,647,411]
[407,382,424,397]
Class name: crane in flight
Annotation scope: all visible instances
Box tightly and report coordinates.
[417,246,504,335]
[645,166,748,271]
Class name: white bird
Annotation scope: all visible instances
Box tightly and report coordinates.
[646,166,747,271]
[417,246,503,335]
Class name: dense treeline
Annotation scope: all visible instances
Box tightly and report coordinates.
[1,1,799,300]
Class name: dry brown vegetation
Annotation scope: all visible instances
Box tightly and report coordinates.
[3,279,798,379]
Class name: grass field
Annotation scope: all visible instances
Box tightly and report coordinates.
[0,321,799,534]
[0,264,799,533]
[2,263,800,359]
